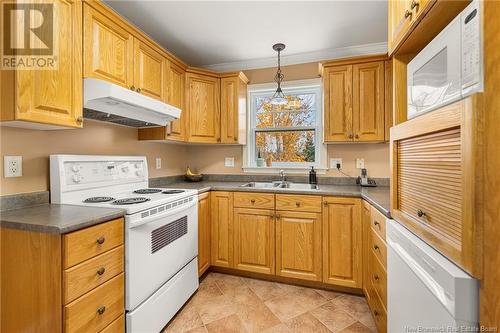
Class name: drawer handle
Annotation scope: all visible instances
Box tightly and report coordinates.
[417,209,426,218]
[97,306,106,315]
[251,199,256,204]
[410,0,419,9]
[404,9,412,19]
[295,202,300,207]
[373,274,379,280]
[97,267,106,276]
[96,236,105,245]
[373,245,379,251]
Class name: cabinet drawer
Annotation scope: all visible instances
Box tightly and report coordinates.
[276,194,322,212]
[100,314,124,333]
[370,229,387,270]
[63,218,124,268]
[64,246,124,304]
[370,207,386,241]
[367,286,387,333]
[234,192,274,209]
[64,273,124,333]
[370,251,387,308]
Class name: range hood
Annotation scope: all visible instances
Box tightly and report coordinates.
[83,78,181,128]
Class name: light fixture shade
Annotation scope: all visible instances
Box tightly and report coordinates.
[270,88,288,105]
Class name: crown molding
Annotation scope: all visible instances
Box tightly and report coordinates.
[201,42,388,72]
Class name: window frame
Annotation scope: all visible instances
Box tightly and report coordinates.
[243,78,327,173]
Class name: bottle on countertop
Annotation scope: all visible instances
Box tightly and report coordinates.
[309,166,317,185]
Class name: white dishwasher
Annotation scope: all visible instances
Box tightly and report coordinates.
[386,220,479,332]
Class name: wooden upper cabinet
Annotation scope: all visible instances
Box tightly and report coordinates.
[1,0,83,129]
[322,197,362,288]
[353,61,385,141]
[166,62,186,141]
[233,208,275,275]
[185,72,220,143]
[323,65,353,141]
[133,39,166,101]
[210,191,234,268]
[276,210,322,281]
[220,73,248,144]
[388,0,414,53]
[83,3,133,88]
[198,192,211,276]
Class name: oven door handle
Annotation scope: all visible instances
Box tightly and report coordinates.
[128,199,197,229]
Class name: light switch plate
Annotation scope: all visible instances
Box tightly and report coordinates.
[224,157,235,167]
[155,158,161,169]
[356,158,365,169]
[330,158,342,169]
[4,156,22,177]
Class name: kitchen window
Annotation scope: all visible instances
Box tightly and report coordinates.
[244,79,326,172]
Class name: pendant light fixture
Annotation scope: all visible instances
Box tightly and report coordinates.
[270,43,288,106]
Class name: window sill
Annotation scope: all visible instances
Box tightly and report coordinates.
[242,166,327,175]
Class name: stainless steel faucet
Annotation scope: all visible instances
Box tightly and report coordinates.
[279,169,286,182]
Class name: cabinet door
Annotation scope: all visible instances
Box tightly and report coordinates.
[15,0,83,128]
[210,192,233,268]
[276,211,322,281]
[233,208,275,274]
[322,197,362,288]
[353,61,385,141]
[323,65,353,142]
[186,73,220,143]
[198,193,211,276]
[388,0,413,53]
[166,62,186,141]
[361,200,373,300]
[83,3,133,88]
[133,39,166,101]
[220,76,247,144]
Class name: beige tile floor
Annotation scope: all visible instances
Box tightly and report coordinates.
[162,272,377,333]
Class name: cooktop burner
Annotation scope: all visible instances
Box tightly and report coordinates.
[112,197,151,205]
[133,188,162,194]
[83,196,115,203]
[162,190,185,194]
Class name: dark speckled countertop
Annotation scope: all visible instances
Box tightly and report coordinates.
[164,181,391,217]
[0,204,126,234]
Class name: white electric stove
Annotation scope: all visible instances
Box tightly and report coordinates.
[50,155,199,333]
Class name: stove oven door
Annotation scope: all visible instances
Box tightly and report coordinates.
[125,197,198,311]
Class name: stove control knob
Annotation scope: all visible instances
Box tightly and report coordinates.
[134,163,142,169]
[135,170,143,177]
[72,174,82,183]
[72,164,81,172]
[121,166,129,173]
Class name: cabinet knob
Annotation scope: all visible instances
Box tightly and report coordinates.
[97,267,106,276]
[136,88,141,93]
[323,201,328,206]
[410,0,419,9]
[404,9,412,19]
[295,202,300,207]
[251,199,256,204]
[217,138,221,143]
[355,134,359,139]
[276,214,280,220]
[76,116,83,123]
[373,274,379,280]
[130,85,136,91]
[374,310,379,316]
[417,209,426,218]
[374,221,380,227]
[97,306,106,315]
[348,134,353,139]
[373,245,379,250]
[96,236,105,245]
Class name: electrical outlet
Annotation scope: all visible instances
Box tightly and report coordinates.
[330,158,342,169]
[356,158,365,169]
[4,156,22,177]
[224,157,235,167]
[155,157,161,169]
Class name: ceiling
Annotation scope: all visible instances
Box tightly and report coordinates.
[104,1,388,71]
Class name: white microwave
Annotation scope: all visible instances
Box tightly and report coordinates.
[407,0,483,119]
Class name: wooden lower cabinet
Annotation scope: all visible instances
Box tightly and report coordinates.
[1,218,125,333]
[233,208,275,274]
[275,210,322,281]
[210,191,234,268]
[198,192,211,276]
[322,197,362,288]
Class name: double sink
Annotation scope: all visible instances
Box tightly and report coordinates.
[240,181,319,191]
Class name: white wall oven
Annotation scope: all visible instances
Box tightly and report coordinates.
[407,0,482,119]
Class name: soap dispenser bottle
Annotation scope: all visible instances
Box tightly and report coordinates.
[309,166,317,185]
